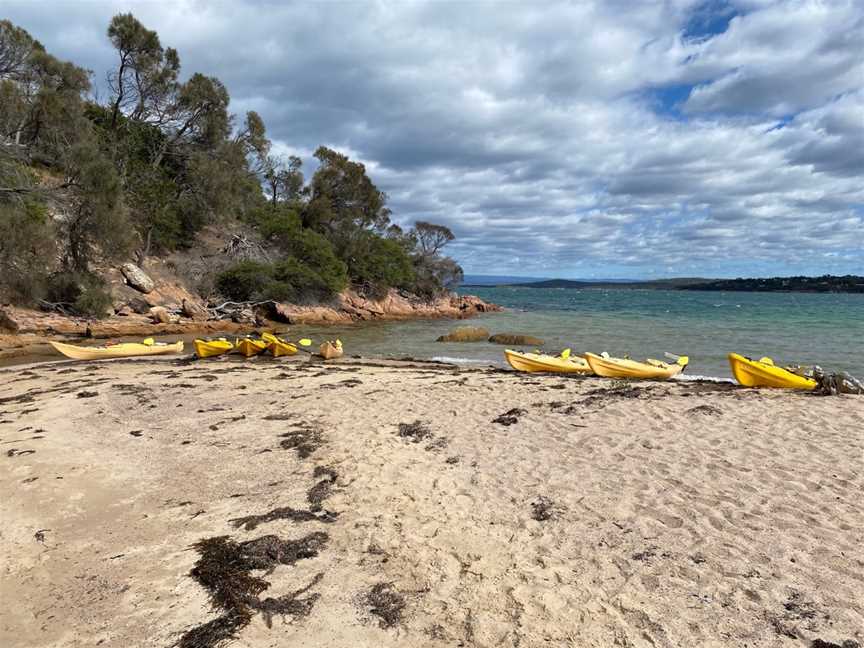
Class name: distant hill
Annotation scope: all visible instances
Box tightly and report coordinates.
[466,275,864,293]
[460,274,551,286]
[473,277,709,289]
[679,275,864,293]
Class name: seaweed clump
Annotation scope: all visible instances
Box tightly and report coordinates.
[492,408,527,426]
[229,506,337,531]
[279,423,325,459]
[307,466,338,511]
[365,582,406,628]
[397,421,432,443]
[178,532,328,647]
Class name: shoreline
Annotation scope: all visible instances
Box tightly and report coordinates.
[1,355,862,647]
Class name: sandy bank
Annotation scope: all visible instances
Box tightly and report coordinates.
[1,357,862,647]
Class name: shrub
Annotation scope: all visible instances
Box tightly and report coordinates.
[348,234,415,298]
[215,260,272,301]
[44,271,113,318]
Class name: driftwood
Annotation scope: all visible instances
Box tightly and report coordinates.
[37,299,76,316]
[205,300,283,324]
[222,234,270,262]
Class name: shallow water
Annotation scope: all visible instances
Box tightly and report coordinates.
[4,288,862,380]
[291,287,864,379]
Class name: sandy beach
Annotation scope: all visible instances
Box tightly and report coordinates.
[1,355,862,648]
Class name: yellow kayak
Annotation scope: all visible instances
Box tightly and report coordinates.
[728,353,817,390]
[261,332,297,357]
[504,349,592,374]
[193,338,234,358]
[584,352,688,380]
[319,340,343,360]
[235,337,267,357]
[50,339,183,361]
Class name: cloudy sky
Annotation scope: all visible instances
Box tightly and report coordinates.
[5,0,863,278]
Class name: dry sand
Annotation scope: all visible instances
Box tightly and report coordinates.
[1,355,862,648]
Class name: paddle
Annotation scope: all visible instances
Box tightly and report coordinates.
[663,352,690,367]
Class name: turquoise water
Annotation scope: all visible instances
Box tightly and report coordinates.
[291,288,864,379]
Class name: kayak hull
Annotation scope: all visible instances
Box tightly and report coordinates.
[260,332,298,357]
[319,341,343,360]
[584,352,685,380]
[269,340,298,357]
[194,339,234,358]
[728,353,817,390]
[236,338,267,357]
[50,340,183,361]
[504,349,592,374]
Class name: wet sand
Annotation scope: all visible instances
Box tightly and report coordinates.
[1,356,862,647]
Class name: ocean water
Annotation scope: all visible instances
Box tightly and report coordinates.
[290,287,864,380]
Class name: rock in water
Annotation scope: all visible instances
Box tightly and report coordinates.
[120,263,155,294]
[488,333,544,346]
[436,326,490,342]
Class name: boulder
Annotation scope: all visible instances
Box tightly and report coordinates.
[149,306,172,324]
[182,298,209,321]
[488,333,544,346]
[127,297,151,314]
[436,326,490,342]
[120,263,155,294]
[115,305,134,317]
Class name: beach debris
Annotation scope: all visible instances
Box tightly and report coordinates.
[531,496,561,521]
[34,529,50,543]
[767,590,826,638]
[424,436,449,452]
[179,533,328,647]
[228,506,338,531]
[76,391,99,398]
[436,326,489,342]
[307,466,338,511]
[397,420,433,443]
[7,448,35,457]
[365,582,406,628]
[686,404,722,416]
[492,408,527,426]
[811,640,860,648]
[320,378,363,389]
[278,422,325,459]
[812,368,864,395]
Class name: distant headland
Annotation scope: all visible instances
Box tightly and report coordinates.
[462,275,864,293]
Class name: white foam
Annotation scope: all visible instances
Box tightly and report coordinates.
[430,356,492,365]
[673,374,734,384]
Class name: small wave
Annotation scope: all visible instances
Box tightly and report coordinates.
[430,356,492,365]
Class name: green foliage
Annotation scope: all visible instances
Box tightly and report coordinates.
[0,198,56,303]
[348,233,415,297]
[1,15,465,311]
[45,271,113,318]
[215,260,272,301]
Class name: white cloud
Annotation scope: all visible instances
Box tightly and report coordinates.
[3,0,862,277]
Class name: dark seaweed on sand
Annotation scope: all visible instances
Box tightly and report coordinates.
[365,582,406,628]
[492,408,526,426]
[531,496,556,521]
[397,420,432,442]
[307,466,338,511]
[229,506,337,531]
[279,423,325,459]
[177,533,328,647]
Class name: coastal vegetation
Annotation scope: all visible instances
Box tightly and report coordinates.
[0,15,463,317]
